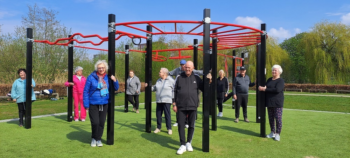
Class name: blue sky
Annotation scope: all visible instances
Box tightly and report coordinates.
[1,0,350,55]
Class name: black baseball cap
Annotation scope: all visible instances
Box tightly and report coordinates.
[240,66,246,70]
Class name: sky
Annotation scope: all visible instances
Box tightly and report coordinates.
[1,0,350,56]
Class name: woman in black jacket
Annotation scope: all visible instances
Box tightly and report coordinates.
[258,65,285,141]
[217,70,229,117]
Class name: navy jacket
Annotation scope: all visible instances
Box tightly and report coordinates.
[83,71,119,108]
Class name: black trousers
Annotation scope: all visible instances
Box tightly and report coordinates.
[17,102,26,125]
[177,110,197,145]
[156,103,171,130]
[127,95,139,110]
[217,97,224,112]
[235,94,248,119]
[89,104,108,141]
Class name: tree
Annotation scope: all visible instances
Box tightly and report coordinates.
[301,21,350,84]
[280,32,309,83]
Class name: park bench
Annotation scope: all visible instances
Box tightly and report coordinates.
[285,88,302,92]
[308,89,327,93]
[335,90,350,94]
[35,93,59,99]
[0,96,11,101]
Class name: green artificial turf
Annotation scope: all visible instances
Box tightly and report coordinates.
[0,104,349,158]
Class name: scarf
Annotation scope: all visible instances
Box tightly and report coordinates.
[97,73,108,97]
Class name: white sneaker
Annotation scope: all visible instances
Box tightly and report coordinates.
[168,130,172,135]
[185,124,189,128]
[91,138,96,147]
[81,119,85,122]
[176,145,186,155]
[275,134,280,141]
[74,119,79,122]
[96,140,103,147]
[186,142,193,152]
[173,123,178,127]
[154,128,161,133]
[266,132,275,138]
[217,112,223,117]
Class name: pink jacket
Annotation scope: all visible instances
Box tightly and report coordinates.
[65,75,86,94]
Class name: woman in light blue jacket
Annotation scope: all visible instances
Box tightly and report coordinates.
[11,68,36,127]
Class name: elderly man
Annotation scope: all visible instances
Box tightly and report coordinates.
[173,61,205,155]
[232,66,255,123]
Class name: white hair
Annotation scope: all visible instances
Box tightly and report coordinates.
[94,60,109,72]
[218,70,225,76]
[160,67,169,75]
[75,66,83,73]
[272,65,283,74]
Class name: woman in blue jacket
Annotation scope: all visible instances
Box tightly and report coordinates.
[83,60,119,147]
[11,68,36,127]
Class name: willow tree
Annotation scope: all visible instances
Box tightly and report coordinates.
[301,21,350,84]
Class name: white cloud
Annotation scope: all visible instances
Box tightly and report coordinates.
[234,16,263,28]
[326,12,344,16]
[294,28,301,34]
[341,13,350,25]
[0,11,15,19]
[268,27,292,40]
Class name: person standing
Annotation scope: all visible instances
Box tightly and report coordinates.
[145,68,175,135]
[126,70,141,113]
[173,61,206,155]
[258,65,285,141]
[217,70,229,117]
[83,60,119,147]
[65,66,87,121]
[11,68,36,127]
[232,66,255,123]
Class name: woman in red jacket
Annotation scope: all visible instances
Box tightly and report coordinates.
[65,66,87,121]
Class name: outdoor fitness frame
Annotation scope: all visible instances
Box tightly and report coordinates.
[26,8,267,152]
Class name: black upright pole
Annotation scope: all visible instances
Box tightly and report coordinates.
[259,23,267,137]
[193,39,198,69]
[25,28,33,129]
[202,8,211,152]
[67,35,73,122]
[107,14,116,145]
[145,25,152,133]
[256,43,260,123]
[211,30,218,131]
[124,45,129,112]
[241,52,245,66]
[232,50,236,109]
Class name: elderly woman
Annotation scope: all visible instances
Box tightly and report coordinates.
[126,70,141,113]
[65,66,86,121]
[11,68,36,127]
[217,70,229,117]
[258,65,285,141]
[83,60,119,147]
[145,68,174,135]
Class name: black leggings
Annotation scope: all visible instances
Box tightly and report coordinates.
[127,95,139,110]
[217,97,224,112]
[17,102,26,125]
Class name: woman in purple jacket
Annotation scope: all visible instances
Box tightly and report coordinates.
[83,60,119,147]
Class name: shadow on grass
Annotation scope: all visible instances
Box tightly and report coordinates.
[115,121,144,132]
[54,114,67,121]
[66,125,91,144]
[219,125,260,137]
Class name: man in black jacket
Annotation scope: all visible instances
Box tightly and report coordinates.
[232,66,255,123]
[173,61,204,155]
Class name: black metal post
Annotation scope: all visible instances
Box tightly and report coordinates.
[107,14,116,145]
[232,50,236,109]
[256,43,260,123]
[241,52,245,66]
[202,8,210,152]
[193,39,198,69]
[258,23,267,137]
[124,45,129,112]
[145,25,152,133]
[25,28,33,129]
[211,30,217,131]
[67,35,73,122]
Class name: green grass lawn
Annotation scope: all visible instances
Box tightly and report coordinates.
[0,104,349,158]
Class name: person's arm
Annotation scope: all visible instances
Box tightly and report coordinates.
[196,75,204,92]
[265,79,284,93]
[83,76,91,109]
[248,76,255,87]
[11,81,18,100]
[193,69,204,76]
[168,68,177,76]
[232,77,237,95]
[113,80,119,91]
[172,76,179,112]
[64,81,70,87]
[32,79,36,88]
[225,77,229,94]
[136,77,141,93]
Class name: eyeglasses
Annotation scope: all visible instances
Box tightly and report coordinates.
[97,67,105,70]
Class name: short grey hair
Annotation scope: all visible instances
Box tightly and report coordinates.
[272,65,283,74]
[160,67,169,75]
[75,66,83,73]
[218,70,225,76]
[94,60,109,72]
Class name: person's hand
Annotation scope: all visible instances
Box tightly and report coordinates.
[136,91,139,93]
[111,75,117,82]
[233,95,237,100]
[145,83,148,87]
[69,82,74,86]
[225,94,228,97]
[172,103,177,113]
[31,85,34,87]
[206,73,212,80]
[258,86,266,91]
[13,99,16,102]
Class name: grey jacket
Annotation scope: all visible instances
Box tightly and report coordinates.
[168,67,203,77]
[232,74,255,95]
[151,76,175,103]
[126,76,141,95]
